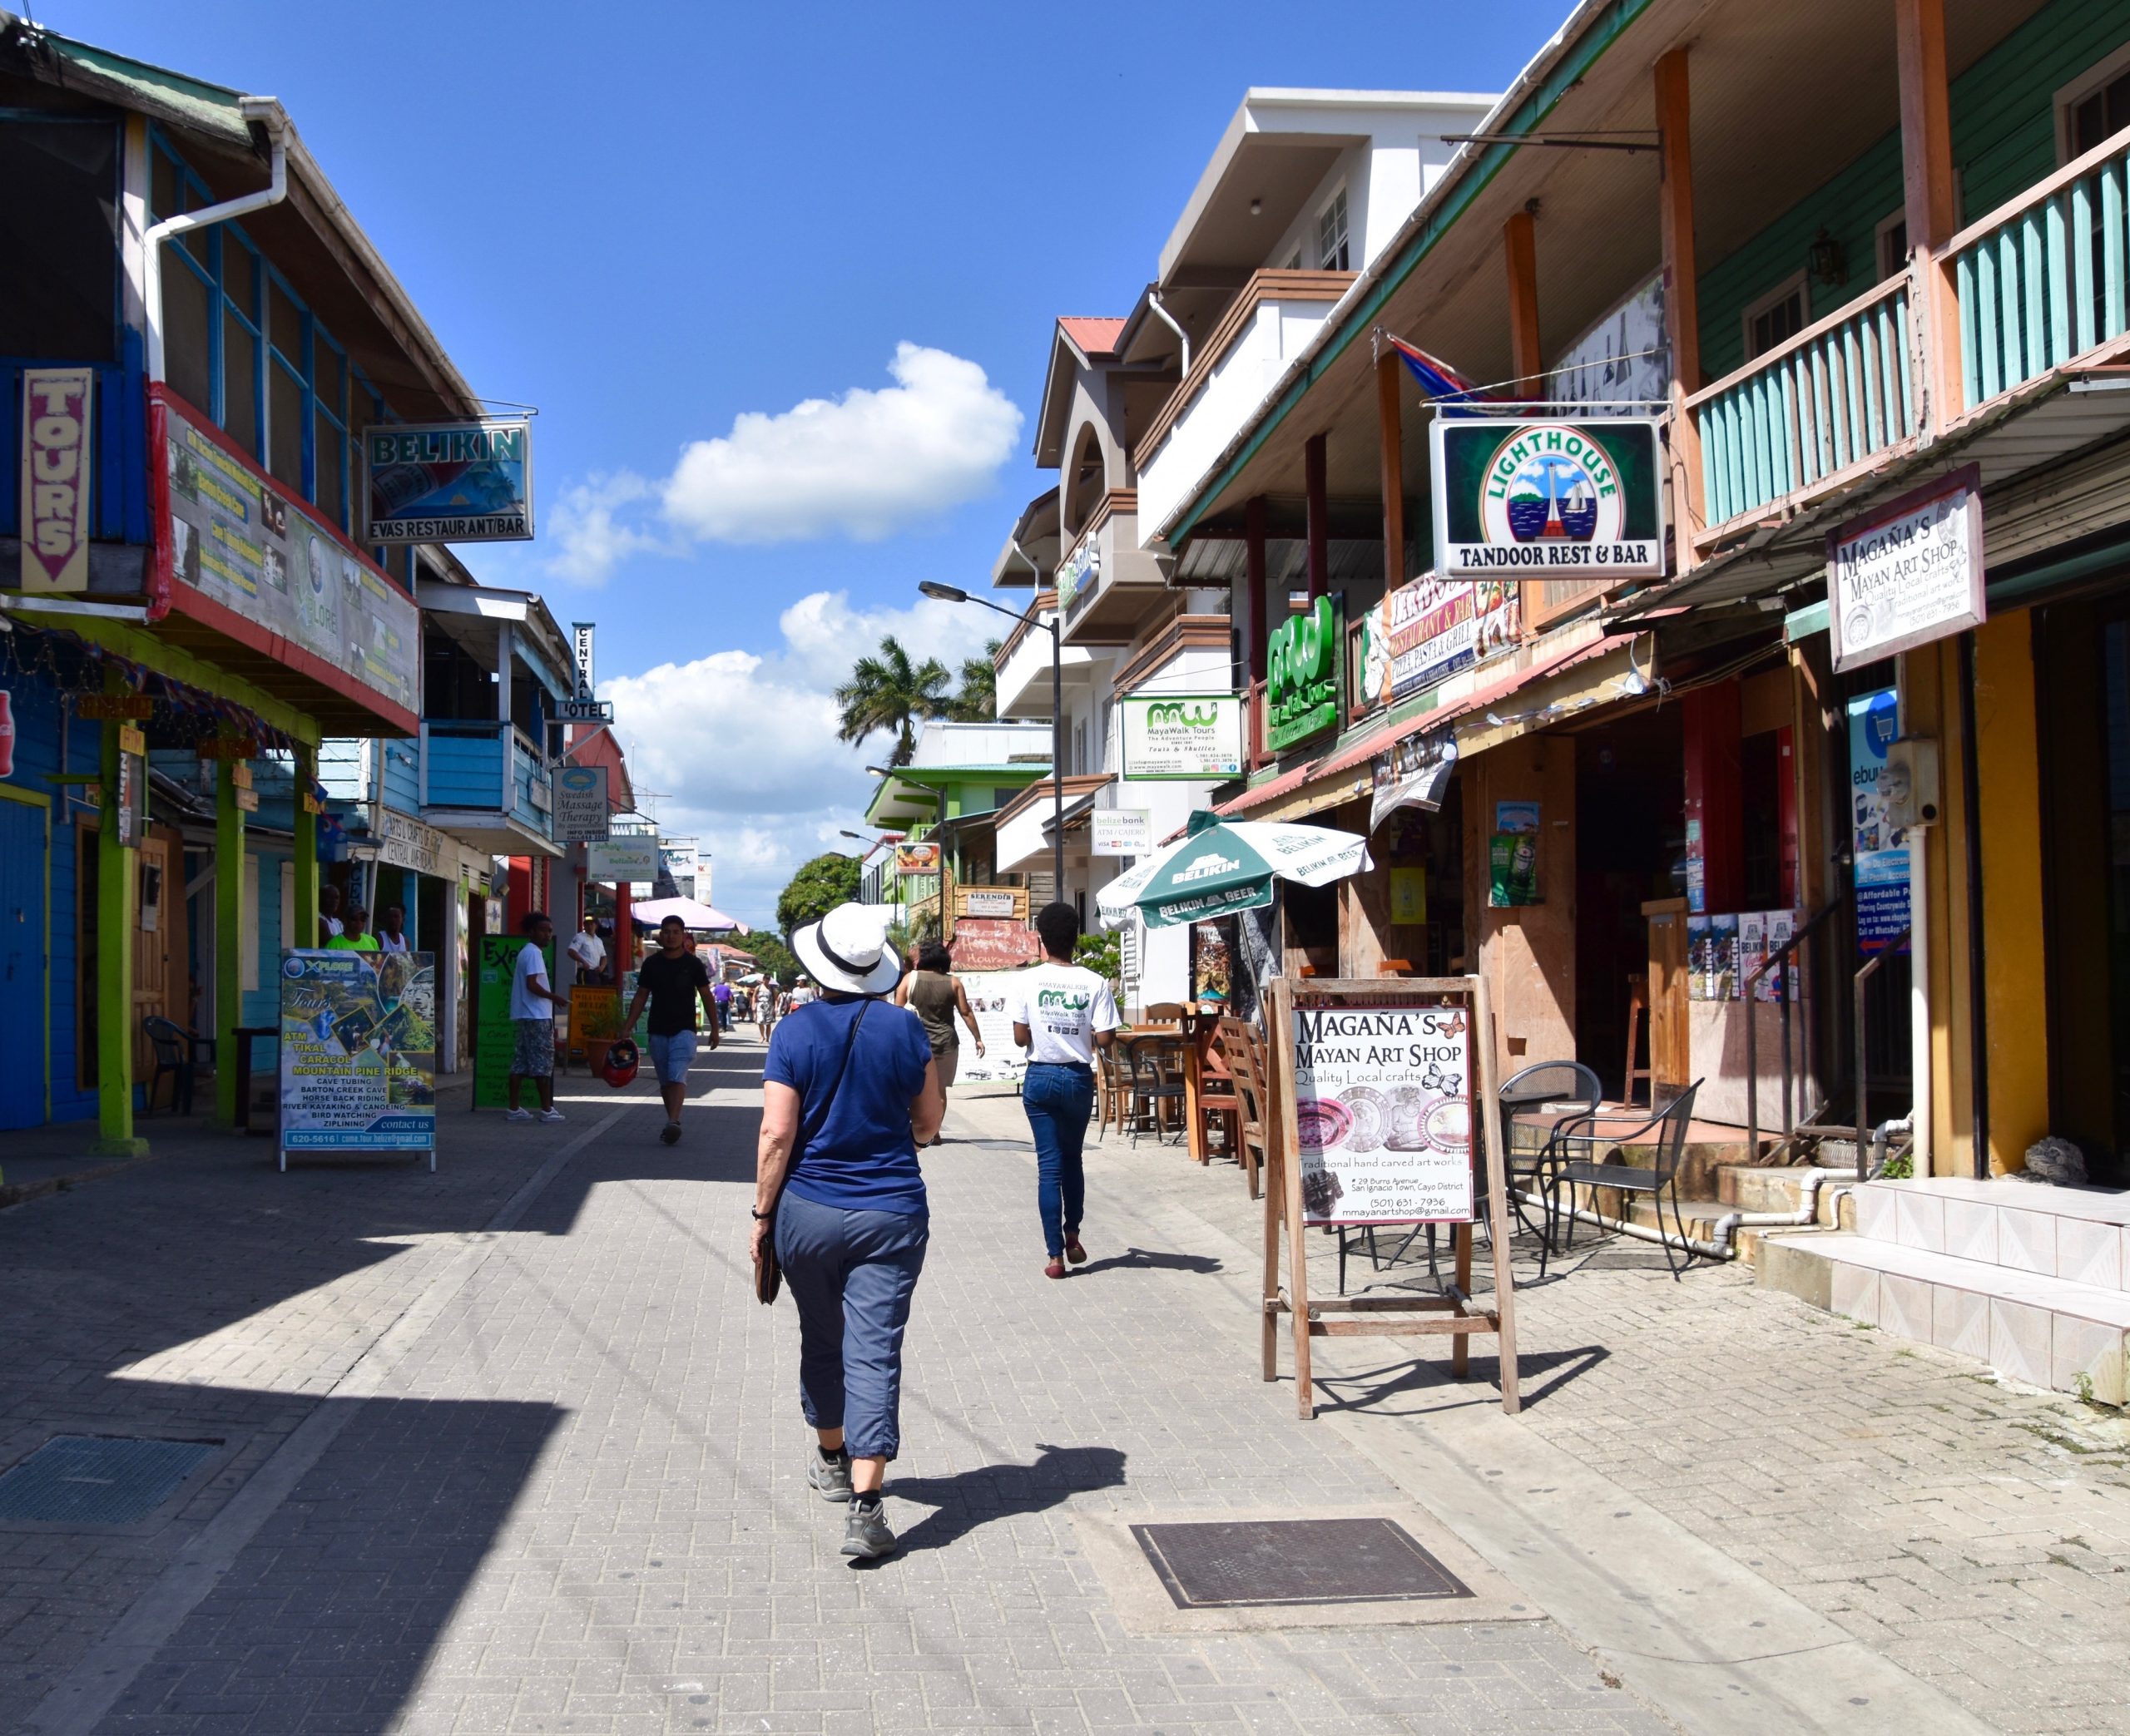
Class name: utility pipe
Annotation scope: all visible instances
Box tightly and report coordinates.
[1707,1166,1860,1250]
[143,96,287,383]
[1147,287,1191,377]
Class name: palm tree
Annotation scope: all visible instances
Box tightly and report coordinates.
[835,635,952,767]
[947,639,1001,721]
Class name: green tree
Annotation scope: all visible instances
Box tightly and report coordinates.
[740,932,800,985]
[835,635,951,768]
[776,852,862,942]
[947,639,1001,721]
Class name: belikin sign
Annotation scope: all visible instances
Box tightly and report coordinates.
[1828,467,1984,672]
[365,418,534,543]
[1430,417,1663,580]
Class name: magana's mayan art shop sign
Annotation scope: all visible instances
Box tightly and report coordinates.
[1266,594,1343,753]
[1431,418,1663,580]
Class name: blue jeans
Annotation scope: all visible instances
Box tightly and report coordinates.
[646,1030,696,1086]
[1023,1062,1094,1259]
[774,1190,929,1460]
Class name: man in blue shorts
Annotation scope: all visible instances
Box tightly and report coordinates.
[622,914,720,1145]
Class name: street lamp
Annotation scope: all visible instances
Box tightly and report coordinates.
[919,580,1066,908]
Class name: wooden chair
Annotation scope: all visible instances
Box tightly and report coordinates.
[1094,1043,1126,1138]
[1622,972,1652,1106]
[1376,958,1415,977]
[1216,1016,1270,1200]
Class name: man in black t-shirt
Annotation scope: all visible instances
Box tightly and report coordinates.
[623,915,720,1145]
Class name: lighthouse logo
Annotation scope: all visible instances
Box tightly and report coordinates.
[1480,423,1622,548]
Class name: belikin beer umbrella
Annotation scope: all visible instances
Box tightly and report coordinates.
[1095,810,1373,931]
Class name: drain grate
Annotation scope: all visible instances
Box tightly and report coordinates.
[1130,1517,1474,1610]
[0,1435,217,1526]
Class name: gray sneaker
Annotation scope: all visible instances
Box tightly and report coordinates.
[807,1448,853,1503]
[840,1499,897,1560]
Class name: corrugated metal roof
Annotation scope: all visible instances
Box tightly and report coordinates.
[1058,317,1127,358]
[1,13,252,148]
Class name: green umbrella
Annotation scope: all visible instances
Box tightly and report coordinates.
[1095,810,1373,931]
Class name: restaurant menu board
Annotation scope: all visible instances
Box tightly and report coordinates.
[158,393,419,717]
[1290,1002,1474,1225]
[278,950,437,1152]
[951,970,1029,1083]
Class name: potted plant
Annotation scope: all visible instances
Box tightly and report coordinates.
[579,993,627,1076]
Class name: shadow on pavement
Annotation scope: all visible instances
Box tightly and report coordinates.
[1073,1245,1224,1277]
[883,1442,1129,1558]
[1307,1343,1610,1417]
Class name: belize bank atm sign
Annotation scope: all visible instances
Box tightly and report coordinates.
[1430,418,1663,580]
[365,419,535,543]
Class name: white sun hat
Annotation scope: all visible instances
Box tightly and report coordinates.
[792,903,904,997]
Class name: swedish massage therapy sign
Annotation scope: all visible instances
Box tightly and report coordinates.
[1289,1001,1475,1225]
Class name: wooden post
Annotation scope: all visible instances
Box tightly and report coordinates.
[292,743,319,952]
[214,759,246,1129]
[93,706,145,1156]
[1375,346,1406,592]
[1245,494,1271,681]
[1270,977,1317,1417]
[1304,433,1329,603]
[1472,969,1518,1413]
[1656,49,1704,571]
[1897,0,1963,431]
[1503,209,1543,395]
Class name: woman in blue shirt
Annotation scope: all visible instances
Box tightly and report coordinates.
[754,903,941,1561]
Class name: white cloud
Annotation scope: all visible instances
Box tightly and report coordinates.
[547,344,1022,582]
[600,591,1005,927]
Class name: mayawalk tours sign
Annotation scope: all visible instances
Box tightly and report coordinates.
[1119,693,1243,779]
[1430,418,1663,580]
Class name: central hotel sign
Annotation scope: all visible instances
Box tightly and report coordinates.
[1431,418,1664,580]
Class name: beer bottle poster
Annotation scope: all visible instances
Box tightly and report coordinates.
[1289,1001,1474,1225]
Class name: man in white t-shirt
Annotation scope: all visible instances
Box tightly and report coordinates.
[1007,902,1119,1280]
[506,912,567,1124]
[566,913,607,983]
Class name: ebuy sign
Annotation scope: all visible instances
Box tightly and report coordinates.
[1431,418,1663,580]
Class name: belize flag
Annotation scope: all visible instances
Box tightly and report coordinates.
[1382,336,1497,411]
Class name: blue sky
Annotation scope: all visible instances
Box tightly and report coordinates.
[62,0,1566,925]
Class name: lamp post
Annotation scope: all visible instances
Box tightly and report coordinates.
[919,581,1067,910]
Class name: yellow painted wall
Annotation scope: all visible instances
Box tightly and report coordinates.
[1973,610,2049,1172]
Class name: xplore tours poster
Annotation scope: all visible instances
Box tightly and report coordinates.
[1289,1001,1474,1225]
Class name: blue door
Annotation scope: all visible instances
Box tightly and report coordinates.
[0,799,48,1130]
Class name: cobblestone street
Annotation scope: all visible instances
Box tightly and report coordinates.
[2,1042,2128,1734]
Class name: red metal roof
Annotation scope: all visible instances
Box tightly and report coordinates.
[1058,317,1126,357]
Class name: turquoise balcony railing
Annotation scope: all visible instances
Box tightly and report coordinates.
[1692,272,1918,534]
[1952,122,2130,413]
[419,720,552,836]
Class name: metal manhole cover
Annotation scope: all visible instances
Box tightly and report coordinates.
[0,1436,218,1526]
[1129,1517,1474,1610]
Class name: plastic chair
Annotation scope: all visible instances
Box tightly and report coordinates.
[142,1016,216,1116]
[1539,1081,1704,1280]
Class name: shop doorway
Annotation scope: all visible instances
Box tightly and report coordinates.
[1573,705,1685,1098]
[2038,596,2130,1182]
[0,795,49,1129]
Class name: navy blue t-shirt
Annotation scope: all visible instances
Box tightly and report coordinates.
[766,996,933,1216]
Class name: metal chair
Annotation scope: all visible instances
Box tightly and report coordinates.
[142,1016,216,1117]
[1121,1033,1186,1146]
[1492,1060,1604,1246]
[1538,1081,1704,1281]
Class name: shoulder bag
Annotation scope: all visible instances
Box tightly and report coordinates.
[755,999,872,1305]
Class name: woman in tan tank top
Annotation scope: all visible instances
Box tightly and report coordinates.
[893,941,984,1138]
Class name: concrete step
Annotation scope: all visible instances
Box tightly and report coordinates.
[1759,1231,2130,1405]
[1853,1177,2130,1291]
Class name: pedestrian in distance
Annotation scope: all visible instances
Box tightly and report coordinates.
[567,913,607,983]
[714,975,734,1031]
[326,906,379,952]
[1008,902,1119,1280]
[504,912,567,1125]
[375,904,410,954]
[624,914,721,1145]
[757,979,780,1041]
[788,975,816,1010]
[753,903,942,1561]
[894,939,983,1141]
[317,883,344,947]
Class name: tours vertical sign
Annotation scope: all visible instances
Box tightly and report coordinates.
[20,368,93,593]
